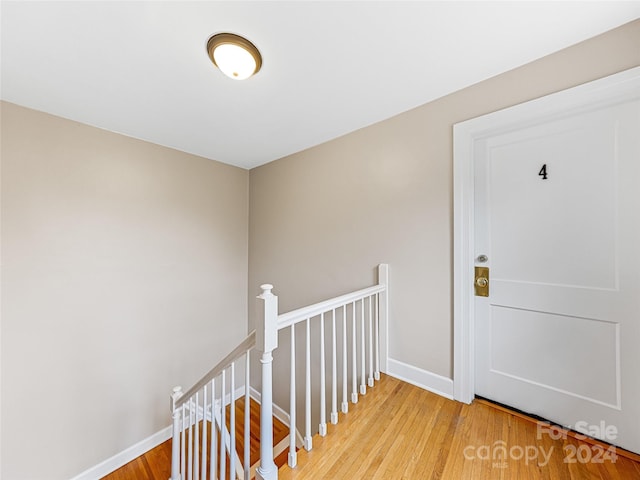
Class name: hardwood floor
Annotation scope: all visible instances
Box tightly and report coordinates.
[103,375,640,479]
[278,375,640,480]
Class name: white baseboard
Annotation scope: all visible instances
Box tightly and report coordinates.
[69,425,172,480]
[250,386,304,449]
[249,386,291,426]
[386,358,454,400]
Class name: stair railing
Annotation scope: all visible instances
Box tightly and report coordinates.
[170,332,255,480]
[170,264,388,480]
[274,264,388,467]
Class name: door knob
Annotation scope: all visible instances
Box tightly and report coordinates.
[474,267,489,297]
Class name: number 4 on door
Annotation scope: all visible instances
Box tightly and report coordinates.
[539,164,548,180]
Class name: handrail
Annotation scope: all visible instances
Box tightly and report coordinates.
[175,330,256,410]
[277,284,386,330]
[170,264,389,480]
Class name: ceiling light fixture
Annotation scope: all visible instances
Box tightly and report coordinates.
[206,33,262,80]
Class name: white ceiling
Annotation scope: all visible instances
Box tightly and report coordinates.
[2,1,639,169]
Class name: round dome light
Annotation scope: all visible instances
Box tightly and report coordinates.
[207,33,262,80]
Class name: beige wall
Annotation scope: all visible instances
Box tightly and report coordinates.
[249,20,640,381]
[0,102,249,480]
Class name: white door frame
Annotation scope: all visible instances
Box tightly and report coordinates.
[452,66,640,404]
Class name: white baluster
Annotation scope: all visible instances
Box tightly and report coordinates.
[220,370,226,480]
[330,309,338,425]
[319,313,327,437]
[210,379,217,480]
[230,362,236,480]
[256,284,278,480]
[360,298,366,395]
[341,306,348,413]
[170,386,183,480]
[304,318,312,450]
[351,301,358,404]
[182,405,186,480]
[374,293,380,381]
[202,386,208,480]
[244,352,250,480]
[194,392,200,480]
[368,295,374,388]
[288,324,297,467]
[189,396,194,480]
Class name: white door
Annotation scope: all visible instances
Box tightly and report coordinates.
[461,69,640,453]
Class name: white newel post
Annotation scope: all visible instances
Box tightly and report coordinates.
[169,386,183,480]
[378,264,389,376]
[256,284,279,480]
